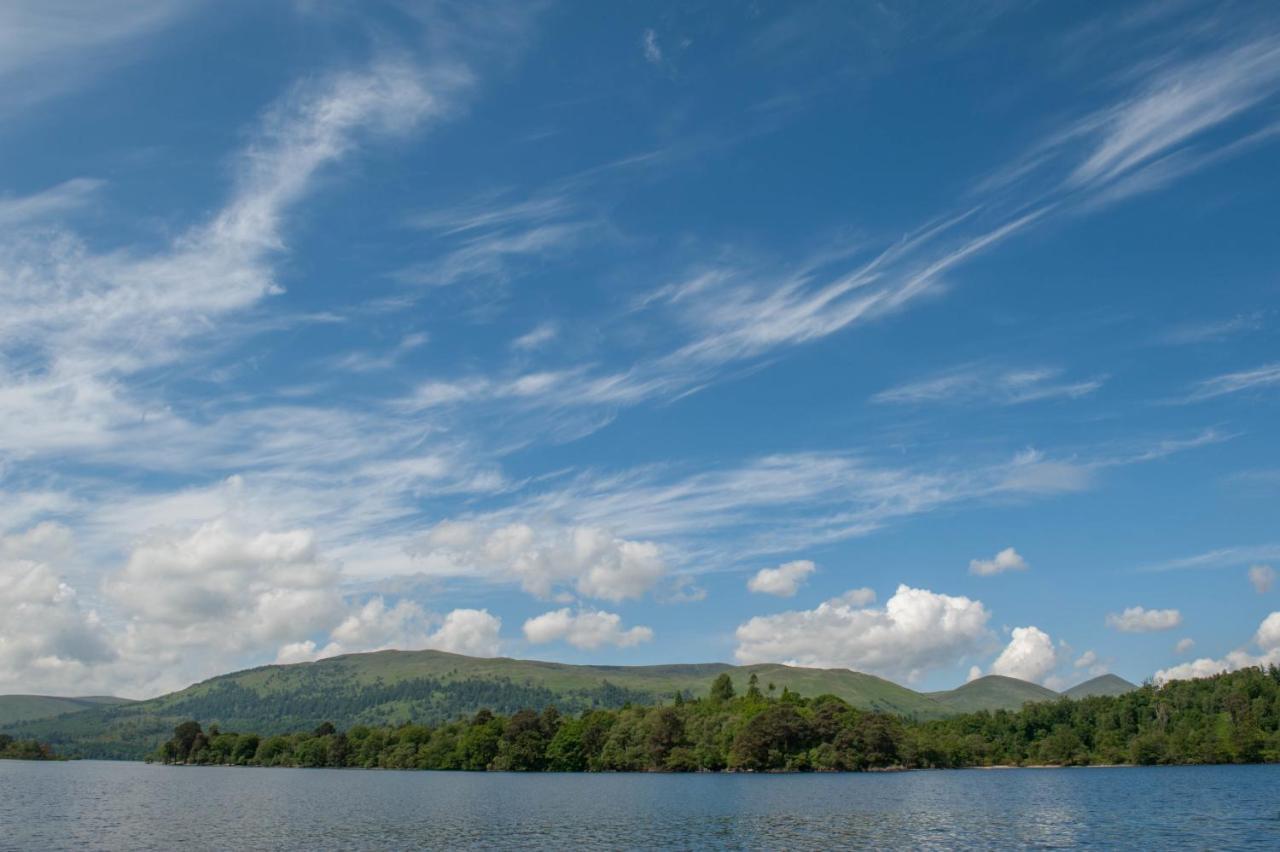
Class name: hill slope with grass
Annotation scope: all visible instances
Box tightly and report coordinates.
[0,695,134,727]
[9,651,1121,759]
[927,675,1061,713]
[7,650,953,758]
[1062,674,1138,699]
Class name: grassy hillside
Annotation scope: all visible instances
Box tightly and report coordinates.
[7,650,950,758]
[1062,674,1138,699]
[11,651,1121,759]
[927,675,1060,713]
[0,695,134,727]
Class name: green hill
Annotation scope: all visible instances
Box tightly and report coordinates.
[0,695,135,727]
[927,675,1060,713]
[7,650,951,758]
[1062,674,1137,699]
[10,651,1114,760]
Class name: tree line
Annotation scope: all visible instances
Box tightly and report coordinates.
[159,673,655,734]
[0,734,59,761]
[151,666,1280,771]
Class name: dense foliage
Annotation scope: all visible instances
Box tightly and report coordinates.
[152,667,1280,771]
[9,672,658,760]
[0,734,59,761]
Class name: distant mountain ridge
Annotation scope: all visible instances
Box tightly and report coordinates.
[2,650,1138,759]
[1062,673,1139,699]
[0,694,135,727]
[927,675,1062,713]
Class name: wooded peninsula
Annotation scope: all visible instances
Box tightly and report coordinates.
[150,666,1280,772]
[0,735,60,761]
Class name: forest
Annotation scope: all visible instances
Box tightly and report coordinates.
[0,735,60,761]
[151,666,1280,771]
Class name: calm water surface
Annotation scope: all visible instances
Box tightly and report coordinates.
[2,761,1279,850]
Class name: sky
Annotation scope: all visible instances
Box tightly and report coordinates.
[1,0,1278,699]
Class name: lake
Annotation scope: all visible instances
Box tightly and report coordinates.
[2,761,1279,849]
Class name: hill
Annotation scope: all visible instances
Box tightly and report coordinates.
[6,650,953,759]
[0,695,134,727]
[8,651,1123,760]
[927,675,1060,713]
[1062,674,1138,699]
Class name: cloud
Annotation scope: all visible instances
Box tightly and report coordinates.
[400,186,592,292]
[395,222,590,289]
[1106,606,1182,633]
[418,522,668,602]
[1142,543,1280,573]
[1175,637,1196,655]
[969,547,1029,576]
[1156,611,1280,682]
[0,0,192,114]
[1184,363,1280,402]
[734,585,992,682]
[983,32,1280,210]
[1250,564,1276,594]
[1159,312,1264,345]
[530,32,1280,421]
[429,608,504,657]
[278,600,502,662]
[512,322,559,351]
[747,559,815,596]
[329,332,428,374]
[641,29,663,65]
[1068,648,1109,680]
[453,434,1210,571]
[0,178,103,227]
[643,210,1047,379]
[1068,38,1280,193]
[874,365,1104,406]
[105,520,345,661]
[0,58,460,463]
[522,608,653,650]
[990,626,1059,684]
[0,524,115,693]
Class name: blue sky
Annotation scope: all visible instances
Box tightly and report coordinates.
[1,0,1278,698]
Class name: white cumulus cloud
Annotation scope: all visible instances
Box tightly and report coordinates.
[747,559,815,596]
[1156,612,1280,682]
[279,601,502,663]
[734,585,992,682]
[419,521,668,602]
[990,626,1059,684]
[969,547,1028,576]
[1106,606,1182,633]
[0,523,115,693]
[106,520,344,656]
[1175,637,1196,655]
[522,608,653,649]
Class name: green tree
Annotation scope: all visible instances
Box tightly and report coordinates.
[709,673,735,703]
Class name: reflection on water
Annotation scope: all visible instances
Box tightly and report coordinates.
[2,761,1278,850]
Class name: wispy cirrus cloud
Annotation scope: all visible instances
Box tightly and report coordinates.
[0,178,103,226]
[0,0,195,115]
[424,430,1222,570]
[1183,362,1280,401]
[1159,312,1265,345]
[1141,543,1280,573]
[396,31,1280,426]
[874,364,1104,406]
[0,58,466,462]
[982,33,1280,208]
